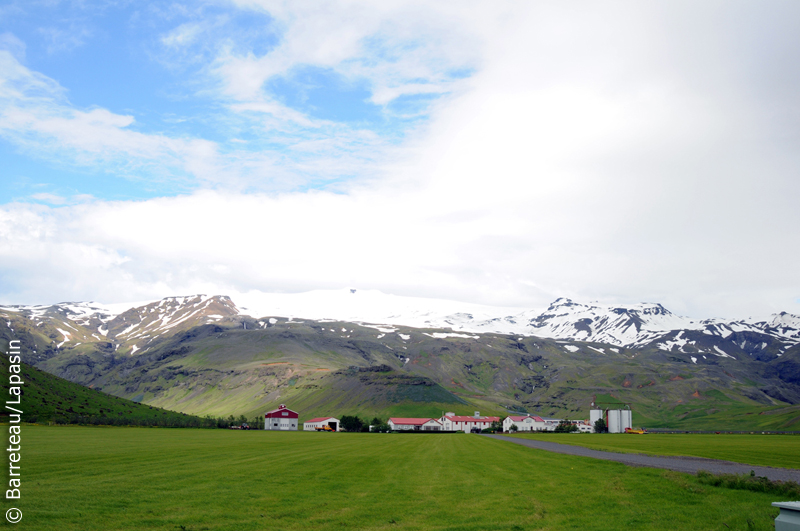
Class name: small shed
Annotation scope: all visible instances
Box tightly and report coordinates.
[264,404,299,431]
[304,417,340,431]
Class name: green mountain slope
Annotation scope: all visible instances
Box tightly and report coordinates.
[0,360,212,426]
[3,298,800,429]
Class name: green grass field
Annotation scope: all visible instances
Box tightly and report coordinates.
[9,426,788,530]
[508,432,800,470]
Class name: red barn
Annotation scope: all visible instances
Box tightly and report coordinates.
[264,404,299,431]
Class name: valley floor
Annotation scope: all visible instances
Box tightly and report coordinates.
[11,426,788,530]
[490,434,800,482]
[506,432,800,470]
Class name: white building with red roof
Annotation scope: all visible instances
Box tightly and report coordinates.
[264,404,299,431]
[439,412,500,433]
[303,417,340,431]
[388,418,443,431]
[503,414,547,432]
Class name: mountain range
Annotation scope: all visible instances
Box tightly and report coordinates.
[2,290,799,429]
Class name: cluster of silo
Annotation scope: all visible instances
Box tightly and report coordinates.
[590,405,633,433]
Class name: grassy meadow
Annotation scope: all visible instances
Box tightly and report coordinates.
[9,426,789,530]
[508,432,800,470]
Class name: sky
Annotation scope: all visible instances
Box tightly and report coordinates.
[0,0,799,319]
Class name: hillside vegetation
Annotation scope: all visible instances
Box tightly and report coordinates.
[0,360,237,427]
[2,297,800,429]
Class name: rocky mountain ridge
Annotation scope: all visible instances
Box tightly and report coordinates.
[2,291,798,356]
[2,292,799,428]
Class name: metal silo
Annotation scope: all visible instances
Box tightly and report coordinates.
[621,409,633,431]
[607,409,621,433]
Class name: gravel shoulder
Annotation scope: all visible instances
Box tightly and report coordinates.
[483,434,800,483]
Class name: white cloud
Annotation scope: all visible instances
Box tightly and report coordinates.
[0,50,222,184]
[0,32,25,60]
[38,26,91,55]
[0,49,387,191]
[29,193,67,205]
[160,22,204,48]
[214,0,489,106]
[1,2,799,319]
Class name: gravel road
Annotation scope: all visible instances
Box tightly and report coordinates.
[482,434,800,483]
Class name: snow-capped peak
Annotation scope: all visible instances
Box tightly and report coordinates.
[3,289,798,351]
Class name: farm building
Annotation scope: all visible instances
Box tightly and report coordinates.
[541,418,562,431]
[264,404,299,431]
[503,415,547,432]
[590,406,632,433]
[304,417,340,431]
[440,412,500,433]
[388,418,443,431]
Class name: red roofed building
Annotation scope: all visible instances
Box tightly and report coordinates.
[440,412,500,433]
[303,417,340,431]
[503,414,546,432]
[388,418,443,431]
[264,404,299,431]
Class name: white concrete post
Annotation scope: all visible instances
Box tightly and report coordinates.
[774,502,800,531]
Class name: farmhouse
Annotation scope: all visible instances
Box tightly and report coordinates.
[387,418,443,431]
[264,404,299,431]
[503,414,547,432]
[541,418,562,431]
[439,412,500,433]
[304,417,340,431]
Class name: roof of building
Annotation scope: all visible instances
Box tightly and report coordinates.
[443,415,500,423]
[507,415,545,422]
[389,417,441,426]
[265,404,298,416]
[304,417,334,423]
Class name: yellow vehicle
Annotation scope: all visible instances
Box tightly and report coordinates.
[315,425,335,432]
[624,427,647,434]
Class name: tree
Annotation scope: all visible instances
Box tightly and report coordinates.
[554,420,578,433]
[593,418,607,433]
[509,423,518,432]
[340,415,364,432]
[369,417,390,432]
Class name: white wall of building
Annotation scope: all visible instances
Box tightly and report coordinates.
[503,416,548,432]
[265,418,298,430]
[303,418,340,431]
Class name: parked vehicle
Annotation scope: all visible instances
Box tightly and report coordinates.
[315,425,335,432]
[624,427,647,434]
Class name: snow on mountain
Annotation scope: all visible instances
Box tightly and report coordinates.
[232,290,800,349]
[495,298,800,348]
[3,289,798,352]
[105,294,240,348]
[231,288,530,330]
[0,295,241,354]
[520,298,691,346]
